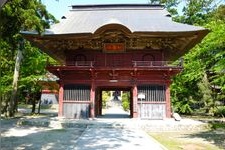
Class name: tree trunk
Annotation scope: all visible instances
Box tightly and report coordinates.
[7,41,23,117]
[37,98,41,114]
[31,96,36,114]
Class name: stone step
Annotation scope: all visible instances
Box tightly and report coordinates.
[17,118,209,132]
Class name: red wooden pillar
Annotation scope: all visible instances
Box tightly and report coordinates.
[132,85,138,118]
[95,88,101,116]
[58,81,64,117]
[90,80,95,118]
[165,81,171,118]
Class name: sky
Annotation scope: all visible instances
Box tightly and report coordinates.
[42,0,151,20]
[43,0,225,20]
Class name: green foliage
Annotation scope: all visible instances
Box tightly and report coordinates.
[0,0,57,116]
[214,106,225,117]
[210,122,225,130]
[122,92,130,111]
[0,0,56,38]
[171,4,225,115]
[171,94,194,114]
[182,0,214,25]
[149,0,179,16]
[102,91,110,109]
[197,73,214,113]
[0,40,49,109]
[19,42,48,88]
[211,5,225,21]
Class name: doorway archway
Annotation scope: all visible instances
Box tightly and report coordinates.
[95,87,133,118]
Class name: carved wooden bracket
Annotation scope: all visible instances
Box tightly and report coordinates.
[109,70,119,79]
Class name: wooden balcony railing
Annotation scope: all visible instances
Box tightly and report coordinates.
[72,61,94,67]
[48,61,95,67]
[132,61,182,68]
[48,60,182,68]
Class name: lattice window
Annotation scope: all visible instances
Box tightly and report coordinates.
[138,85,166,102]
[63,84,90,101]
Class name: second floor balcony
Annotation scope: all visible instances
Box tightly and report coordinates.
[47,60,183,70]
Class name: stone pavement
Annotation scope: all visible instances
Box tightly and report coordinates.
[73,106,166,150]
[74,127,166,150]
[1,106,207,150]
[1,106,167,150]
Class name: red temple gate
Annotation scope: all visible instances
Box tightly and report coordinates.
[22,4,208,119]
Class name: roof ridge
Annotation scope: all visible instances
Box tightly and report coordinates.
[71,4,164,10]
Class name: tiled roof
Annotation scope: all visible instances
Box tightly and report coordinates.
[44,4,206,35]
[21,4,209,63]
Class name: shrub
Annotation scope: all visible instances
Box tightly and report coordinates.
[102,91,110,109]
[214,106,225,117]
[122,92,130,111]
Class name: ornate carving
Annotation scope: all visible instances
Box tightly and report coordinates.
[127,38,138,48]
[90,69,98,79]
[102,30,127,43]
[30,29,199,63]
[34,32,198,52]
[109,70,118,79]
[89,38,103,49]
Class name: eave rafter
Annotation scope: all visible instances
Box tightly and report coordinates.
[23,29,203,63]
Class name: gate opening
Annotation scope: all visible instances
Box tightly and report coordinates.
[96,88,132,119]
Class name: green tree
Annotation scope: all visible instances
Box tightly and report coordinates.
[0,0,56,117]
[171,4,225,115]
[197,73,213,113]
[177,0,214,25]
[149,0,180,16]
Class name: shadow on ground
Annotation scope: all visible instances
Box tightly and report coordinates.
[75,127,162,150]
[186,129,225,149]
[76,128,132,149]
[1,126,85,150]
[98,113,130,119]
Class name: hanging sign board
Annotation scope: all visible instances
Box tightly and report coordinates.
[103,43,125,53]
[138,93,145,99]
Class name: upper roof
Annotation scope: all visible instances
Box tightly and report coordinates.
[22,4,209,63]
[42,4,206,35]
